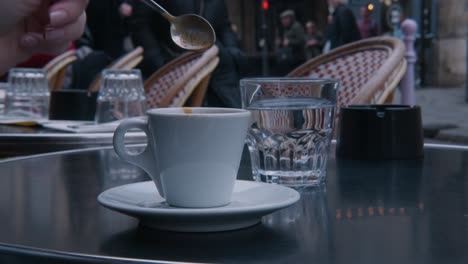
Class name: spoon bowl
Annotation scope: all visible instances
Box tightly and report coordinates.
[170,14,216,50]
[141,0,216,51]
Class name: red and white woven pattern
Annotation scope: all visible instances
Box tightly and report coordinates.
[302,49,388,106]
[263,83,320,98]
[256,110,295,133]
[146,59,198,108]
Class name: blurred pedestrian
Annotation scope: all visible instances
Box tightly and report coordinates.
[326,0,361,49]
[304,21,324,59]
[275,9,305,75]
[358,5,379,38]
[119,1,134,17]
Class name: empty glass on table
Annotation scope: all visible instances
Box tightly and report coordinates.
[95,69,147,124]
[240,78,339,187]
[4,68,50,119]
[0,82,7,114]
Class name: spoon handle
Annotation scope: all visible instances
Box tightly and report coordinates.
[140,0,175,21]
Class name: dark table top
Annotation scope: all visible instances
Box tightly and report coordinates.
[0,125,146,158]
[0,143,467,264]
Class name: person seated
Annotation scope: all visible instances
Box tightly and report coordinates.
[70,0,133,89]
[128,0,246,108]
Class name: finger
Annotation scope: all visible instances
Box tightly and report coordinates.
[20,32,43,49]
[20,32,69,55]
[20,12,86,54]
[35,0,53,26]
[48,0,89,27]
[46,12,86,41]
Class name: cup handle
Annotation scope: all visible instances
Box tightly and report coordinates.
[113,118,165,197]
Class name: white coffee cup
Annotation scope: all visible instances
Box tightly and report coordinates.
[113,107,251,208]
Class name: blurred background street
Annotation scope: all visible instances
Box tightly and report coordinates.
[411,86,468,144]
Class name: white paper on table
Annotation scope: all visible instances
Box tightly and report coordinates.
[0,117,47,126]
[40,120,122,133]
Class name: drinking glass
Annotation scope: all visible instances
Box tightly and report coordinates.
[0,82,8,114]
[4,68,50,119]
[95,69,147,124]
[240,78,339,187]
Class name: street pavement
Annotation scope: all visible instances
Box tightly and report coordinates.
[396,86,468,145]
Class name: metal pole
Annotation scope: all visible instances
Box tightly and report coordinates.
[401,19,418,105]
[465,0,468,102]
[419,0,426,86]
[465,27,467,102]
[261,4,269,77]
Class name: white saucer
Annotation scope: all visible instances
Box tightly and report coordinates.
[98,180,300,232]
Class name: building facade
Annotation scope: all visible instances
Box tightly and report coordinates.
[226,0,466,86]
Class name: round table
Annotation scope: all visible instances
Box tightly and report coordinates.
[0,125,146,158]
[0,144,467,263]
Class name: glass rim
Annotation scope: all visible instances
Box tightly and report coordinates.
[101,69,143,81]
[102,69,142,74]
[240,77,339,85]
[147,107,250,117]
[9,68,46,74]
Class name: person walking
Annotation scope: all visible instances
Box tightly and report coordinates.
[358,5,379,39]
[275,9,305,75]
[326,0,361,49]
[304,20,324,59]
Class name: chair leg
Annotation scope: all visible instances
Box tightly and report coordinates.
[384,90,396,104]
[48,76,57,91]
[53,69,67,91]
[185,74,211,107]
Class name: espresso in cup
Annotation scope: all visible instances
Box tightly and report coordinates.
[113,107,251,208]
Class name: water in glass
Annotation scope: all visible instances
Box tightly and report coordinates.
[246,97,335,187]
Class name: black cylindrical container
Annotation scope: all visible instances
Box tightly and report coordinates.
[49,90,98,121]
[336,105,424,159]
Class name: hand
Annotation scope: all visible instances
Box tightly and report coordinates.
[0,0,42,35]
[283,38,289,47]
[275,37,282,47]
[306,39,318,46]
[0,0,88,74]
[119,2,133,17]
[19,0,88,54]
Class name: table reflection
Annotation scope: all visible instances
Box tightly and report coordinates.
[0,145,466,263]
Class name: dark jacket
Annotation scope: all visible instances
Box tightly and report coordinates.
[283,21,306,62]
[328,4,361,49]
[129,0,244,108]
[82,0,129,59]
[72,0,130,89]
[305,31,324,59]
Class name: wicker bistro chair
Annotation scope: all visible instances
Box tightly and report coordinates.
[144,45,219,108]
[107,46,144,71]
[288,36,407,105]
[88,47,144,93]
[43,50,77,91]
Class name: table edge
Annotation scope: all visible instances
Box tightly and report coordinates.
[0,243,184,264]
[424,143,468,151]
[1,142,467,165]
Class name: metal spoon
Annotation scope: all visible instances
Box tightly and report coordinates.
[140,0,216,51]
